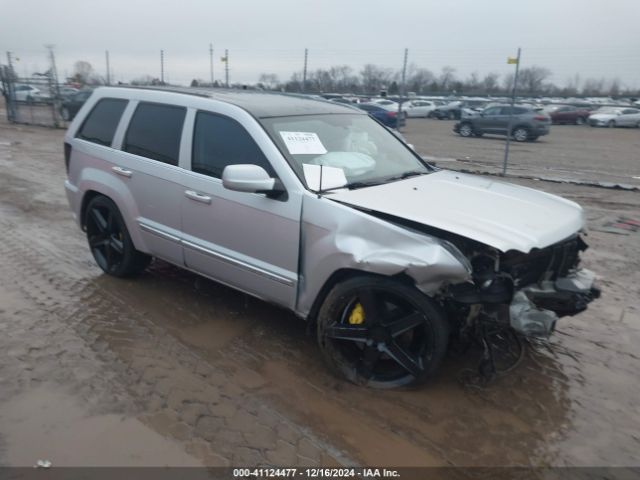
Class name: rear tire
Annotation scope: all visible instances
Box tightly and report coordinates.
[85,195,151,277]
[512,126,529,142]
[317,275,449,388]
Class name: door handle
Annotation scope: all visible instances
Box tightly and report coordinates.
[112,166,132,178]
[185,190,212,204]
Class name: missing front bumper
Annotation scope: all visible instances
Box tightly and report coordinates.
[510,269,600,337]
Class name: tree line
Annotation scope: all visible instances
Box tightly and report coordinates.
[66,60,637,98]
[258,64,637,97]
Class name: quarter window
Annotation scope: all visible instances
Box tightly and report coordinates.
[124,103,186,165]
[77,98,128,147]
[191,112,274,179]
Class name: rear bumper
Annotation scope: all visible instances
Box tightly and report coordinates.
[64,179,81,226]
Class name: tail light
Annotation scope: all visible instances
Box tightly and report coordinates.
[387,111,397,117]
[533,115,547,121]
[64,142,72,174]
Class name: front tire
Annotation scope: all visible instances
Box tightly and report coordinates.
[458,122,473,137]
[85,195,151,277]
[317,276,449,388]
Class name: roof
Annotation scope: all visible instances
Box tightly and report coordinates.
[112,86,363,118]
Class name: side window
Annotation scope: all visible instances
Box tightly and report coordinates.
[77,98,128,147]
[484,107,501,115]
[124,103,186,165]
[192,111,275,179]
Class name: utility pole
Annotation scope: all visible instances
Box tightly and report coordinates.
[46,45,61,127]
[160,49,165,85]
[396,48,408,131]
[209,43,214,86]
[105,50,111,85]
[502,47,522,176]
[224,49,229,88]
[302,48,308,93]
[6,52,14,76]
[5,52,16,122]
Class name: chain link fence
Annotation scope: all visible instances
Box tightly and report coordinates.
[0,64,69,128]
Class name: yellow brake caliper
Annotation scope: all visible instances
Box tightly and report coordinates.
[348,302,365,325]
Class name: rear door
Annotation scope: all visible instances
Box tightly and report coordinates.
[109,101,187,265]
[179,108,301,308]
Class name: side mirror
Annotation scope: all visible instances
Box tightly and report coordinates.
[222,164,284,197]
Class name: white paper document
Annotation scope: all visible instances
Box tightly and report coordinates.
[302,164,348,191]
[280,131,328,155]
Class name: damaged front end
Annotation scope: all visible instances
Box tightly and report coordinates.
[447,234,600,338]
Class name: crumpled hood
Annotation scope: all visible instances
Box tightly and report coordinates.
[328,170,584,253]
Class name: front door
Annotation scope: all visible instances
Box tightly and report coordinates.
[179,109,301,308]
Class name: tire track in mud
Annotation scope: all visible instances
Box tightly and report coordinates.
[0,216,356,467]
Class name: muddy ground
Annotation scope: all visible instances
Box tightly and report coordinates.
[0,114,639,468]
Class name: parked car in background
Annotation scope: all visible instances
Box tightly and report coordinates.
[12,84,46,103]
[58,86,80,99]
[588,107,640,127]
[370,98,406,113]
[404,100,438,118]
[616,110,640,128]
[431,101,483,120]
[357,103,406,128]
[454,105,551,141]
[544,104,591,125]
[60,89,93,121]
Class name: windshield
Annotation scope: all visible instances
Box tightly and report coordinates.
[261,114,432,192]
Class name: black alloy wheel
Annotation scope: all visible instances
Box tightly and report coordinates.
[85,195,150,277]
[317,276,449,388]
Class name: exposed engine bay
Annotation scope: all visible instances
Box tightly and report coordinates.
[366,210,600,340]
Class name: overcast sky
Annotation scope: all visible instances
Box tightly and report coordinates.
[2,0,639,88]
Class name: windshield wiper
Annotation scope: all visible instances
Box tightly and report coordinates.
[319,180,385,194]
[383,170,429,183]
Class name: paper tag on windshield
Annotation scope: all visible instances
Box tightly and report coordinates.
[280,131,327,155]
[303,164,347,191]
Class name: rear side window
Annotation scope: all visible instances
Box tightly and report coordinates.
[77,98,127,146]
[124,103,186,165]
[192,112,274,179]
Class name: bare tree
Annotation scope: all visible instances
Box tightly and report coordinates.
[518,66,551,94]
[360,64,393,94]
[582,77,605,96]
[71,61,94,85]
[481,72,500,93]
[407,67,435,94]
[258,73,280,90]
[438,66,457,92]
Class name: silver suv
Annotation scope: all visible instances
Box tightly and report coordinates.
[64,87,598,388]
